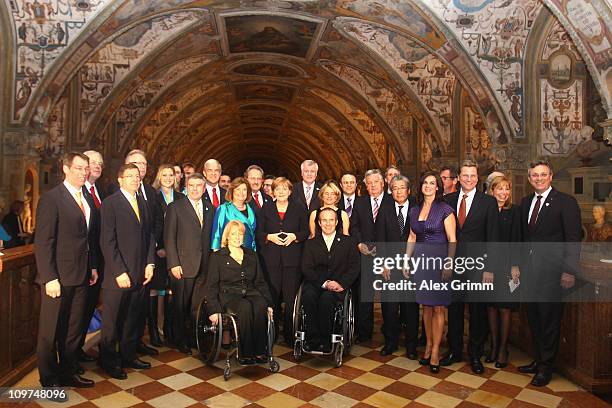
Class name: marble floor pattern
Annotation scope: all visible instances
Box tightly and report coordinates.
[4,311,611,408]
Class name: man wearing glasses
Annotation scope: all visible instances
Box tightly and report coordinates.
[440,166,458,195]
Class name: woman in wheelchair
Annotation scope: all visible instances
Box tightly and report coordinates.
[300,208,359,353]
[204,220,274,365]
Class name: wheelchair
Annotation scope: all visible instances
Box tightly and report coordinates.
[292,283,354,367]
[195,300,280,381]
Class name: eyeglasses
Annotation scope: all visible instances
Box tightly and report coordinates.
[121,174,140,179]
[440,176,456,180]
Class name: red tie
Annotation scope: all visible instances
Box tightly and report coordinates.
[528,195,543,233]
[458,194,467,229]
[212,187,220,208]
[90,185,101,209]
[254,192,261,208]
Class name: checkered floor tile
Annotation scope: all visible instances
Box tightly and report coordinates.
[6,308,611,408]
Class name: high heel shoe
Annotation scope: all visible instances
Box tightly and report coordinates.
[418,356,431,366]
[485,346,498,363]
[495,349,509,368]
[429,363,440,374]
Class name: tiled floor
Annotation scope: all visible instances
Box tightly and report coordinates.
[5,310,611,408]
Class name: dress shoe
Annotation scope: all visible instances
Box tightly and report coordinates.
[379,345,397,356]
[429,364,440,374]
[76,364,85,375]
[495,349,509,369]
[530,371,552,387]
[78,349,96,362]
[61,374,94,388]
[470,358,484,374]
[440,352,462,367]
[122,358,151,370]
[239,357,255,365]
[137,342,158,356]
[518,361,538,374]
[406,349,418,360]
[418,357,431,366]
[485,347,498,363]
[105,366,127,380]
[178,344,192,355]
[255,355,268,364]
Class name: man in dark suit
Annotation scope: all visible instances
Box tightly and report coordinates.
[99,163,156,380]
[301,208,360,352]
[203,158,226,208]
[349,169,393,342]
[164,173,214,355]
[34,152,98,395]
[338,173,357,219]
[442,159,499,374]
[246,164,272,216]
[77,150,107,364]
[293,160,323,212]
[375,175,419,358]
[517,159,581,386]
[384,166,401,195]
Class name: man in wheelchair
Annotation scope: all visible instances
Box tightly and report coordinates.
[300,208,360,353]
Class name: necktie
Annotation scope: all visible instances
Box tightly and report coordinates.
[397,205,404,235]
[305,186,312,208]
[254,192,261,208]
[458,193,467,228]
[529,195,543,233]
[90,185,101,209]
[346,197,353,218]
[372,197,379,222]
[130,195,140,222]
[212,187,219,208]
[75,191,86,218]
[195,201,203,227]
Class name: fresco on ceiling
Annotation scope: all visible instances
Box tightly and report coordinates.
[8,0,109,120]
[320,61,416,160]
[420,127,442,172]
[232,63,300,77]
[548,0,612,114]
[331,0,445,49]
[425,0,543,137]
[338,20,454,150]
[79,10,206,142]
[147,29,219,71]
[225,15,318,58]
[239,104,287,112]
[240,115,284,126]
[43,90,68,158]
[234,83,296,102]
[464,105,494,170]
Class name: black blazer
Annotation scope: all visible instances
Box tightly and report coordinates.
[349,194,394,244]
[375,200,411,256]
[293,181,323,212]
[164,197,214,279]
[82,185,102,272]
[34,183,99,286]
[301,234,360,290]
[154,190,185,249]
[520,188,581,280]
[249,191,273,217]
[256,199,309,269]
[100,190,156,290]
[204,247,274,314]
[2,213,25,248]
[108,182,156,216]
[203,185,226,207]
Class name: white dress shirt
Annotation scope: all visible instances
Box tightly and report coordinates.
[206,184,220,202]
[528,186,552,222]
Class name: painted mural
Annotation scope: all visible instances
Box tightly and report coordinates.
[43,89,68,157]
[225,15,319,58]
[78,10,206,142]
[232,63,301,77]
[8,0,109,120]
[425,0,543,137]
[464,105,494,169]
[234,83,296,102]
[338,20,455,150]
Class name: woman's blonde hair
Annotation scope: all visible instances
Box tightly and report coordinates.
[221,220,246,248]
[488,176,513,209]
[152,163,176,190]
[317,180,341,205]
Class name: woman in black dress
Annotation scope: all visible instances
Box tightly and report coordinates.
[205,220,274,364]
[486,175,521,368]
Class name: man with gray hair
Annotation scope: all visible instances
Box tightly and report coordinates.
[202,159,225,208]
[245,164,272,215]
[294,160,322,211]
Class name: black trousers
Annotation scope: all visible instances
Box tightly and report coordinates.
[78,279,101,350]
[100,286,146,368]
[301,282,344,346]
[447,301,488,358]
[527,302,564,373]
[170,276,196,347]
[266,264,300,345]
[37,285,87,386]
[221,294,268,358]
[381,301,419,350]
[354,255,373,340]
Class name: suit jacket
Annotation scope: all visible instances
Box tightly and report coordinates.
[520,188,581,283]
[301,234,360,290]
[256,199,309,268]
[100,190,156,290]
[108,182,156,216]
[248,191,273,217]
[375,200,411,258]
[2,212,25,248]
[164,197,214,279]
[211,202,257,250]
[204,247,273,314]
[154,190,185,249]
[293,181,323,212]
[203,185,227,207]
[34,183,99,286]
[349,194,394,244]
[82,185,102,273]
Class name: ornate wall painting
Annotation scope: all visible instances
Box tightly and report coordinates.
[233,83,296,102]
[464,105,494,170]
[8,0,110,120]
[238,104,287,112]
[79,10,206,142]
[232,63,301,78]
[224,15,319,58]
[424,0,543,137]
[419,127,443,172]
[43,90,68,158]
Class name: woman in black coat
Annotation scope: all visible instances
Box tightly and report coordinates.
[256,177,309,345]
[486,175,521,368]
[151,164,185,346]
[205,220,274,364]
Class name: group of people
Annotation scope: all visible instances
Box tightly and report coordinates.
[32,149,581,402]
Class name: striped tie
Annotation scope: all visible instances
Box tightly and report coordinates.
[372,197,379,222]
[305,186,312,208]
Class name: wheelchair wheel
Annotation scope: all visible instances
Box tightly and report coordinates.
[293,340,303,361]
[266,315,276,357]
[342,291,354,356]
[196,301,222,365]
[292,284,303,343]
[269,359,280,373]
[223,365,231,381]
[334,343,344,367]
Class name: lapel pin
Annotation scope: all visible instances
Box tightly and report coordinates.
[545,203,550,207]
